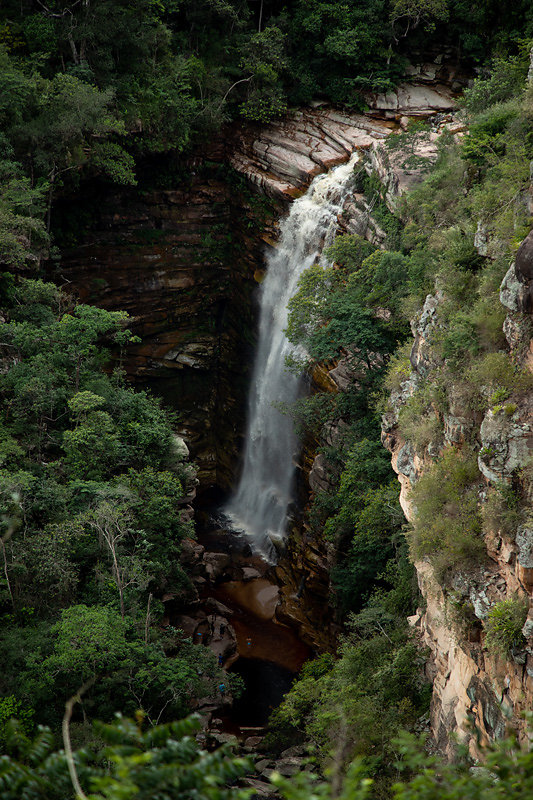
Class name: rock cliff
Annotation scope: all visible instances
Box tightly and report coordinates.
[382,236,533,757]
[51,163,272,493]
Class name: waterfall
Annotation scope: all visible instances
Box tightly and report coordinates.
[224,153,359,560]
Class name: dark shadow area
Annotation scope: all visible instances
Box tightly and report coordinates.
[229,658,295,727]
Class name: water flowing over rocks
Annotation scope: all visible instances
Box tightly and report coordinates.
[230,108,391,200]
[49,76,469,757]
[50,78,456,498]
[224,155,363,560]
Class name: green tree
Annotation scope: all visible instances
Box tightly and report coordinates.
[0,714,251,800]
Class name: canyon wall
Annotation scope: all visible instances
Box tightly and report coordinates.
[52,65,525,738]
[50,74,455,495]
[50,157,279,494]
[381,204,533,756]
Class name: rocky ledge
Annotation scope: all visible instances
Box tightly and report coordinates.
[230,108,391,199]
[229,80,459,201]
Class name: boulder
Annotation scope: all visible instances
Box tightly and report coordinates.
[368,83,455,118]
[279,745,308,759]
[242,567,262,581]
[180,538,205,568]
[274,758,304,777]
[255,759,273,772]
[203,552,231,581]
[205,596,234,616]
[245,735,264,749]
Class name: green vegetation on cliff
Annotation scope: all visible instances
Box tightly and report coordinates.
[267,49,533,790]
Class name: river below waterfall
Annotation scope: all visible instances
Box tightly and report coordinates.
[168,519,312,739]
[224,153,359,560]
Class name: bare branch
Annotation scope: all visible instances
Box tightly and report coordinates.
[62,678,96,800]
[218,75,253,108]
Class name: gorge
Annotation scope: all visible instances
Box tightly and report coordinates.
[1,3,533,796]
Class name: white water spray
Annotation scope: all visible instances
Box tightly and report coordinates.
[225,153,359,560]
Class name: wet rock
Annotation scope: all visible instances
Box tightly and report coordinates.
[203,552,232,581]
[242,567,262,581]
[205,597,234,616]
[206,614,238,662]
[220,578,280,621]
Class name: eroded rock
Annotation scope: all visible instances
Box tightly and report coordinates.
[478,409,533,483]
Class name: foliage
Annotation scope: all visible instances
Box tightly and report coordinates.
[0,0,530,266]
[410,448,485,578]
[483,597,528,656]
[481,484,522,539]
[330,483,405,612]
[268,560,429,792]
[0,714,251,800]
[5,712,533,800]
[461,51,531,114]
[0,278,225,734]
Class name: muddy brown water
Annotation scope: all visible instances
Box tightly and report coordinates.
[212,578,311,729]
[212,579,311,673]
[196,523,312,731]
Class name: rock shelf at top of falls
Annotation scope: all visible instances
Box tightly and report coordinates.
[229,84,456,200]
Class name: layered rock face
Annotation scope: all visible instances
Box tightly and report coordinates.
[382,237,533,757]
[51,163,273,492]
[230,107,391,199]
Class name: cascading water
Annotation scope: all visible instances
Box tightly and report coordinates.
[224,153,359,560]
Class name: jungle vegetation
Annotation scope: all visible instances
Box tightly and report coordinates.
[1,3,533,798]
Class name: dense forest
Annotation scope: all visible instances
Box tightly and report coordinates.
[1,0,532,266]
[2,0,533,798]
